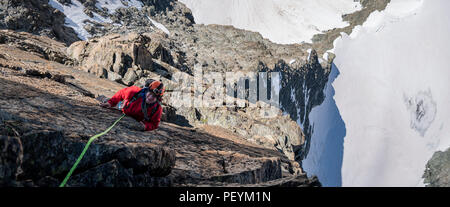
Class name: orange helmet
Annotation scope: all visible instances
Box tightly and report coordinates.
[148,80,165,97]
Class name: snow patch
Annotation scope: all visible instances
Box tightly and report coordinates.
[289,59,296,65]
[306,49,312,61]
[323,52,329,61]
[49,0,100,40]
[50,0,144,40]
[147,16,171,35]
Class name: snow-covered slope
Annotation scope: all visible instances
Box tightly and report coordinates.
[49,0,170,40]
[49,0,115,40]
[179,0,361,44]
[332,0,450,186]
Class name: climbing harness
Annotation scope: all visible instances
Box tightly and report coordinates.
[59,113,126,187]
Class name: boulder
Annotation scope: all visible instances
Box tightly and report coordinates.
[122,67,139,86]
[423,148,450,187]
[0,0,80,45]
[67,33,154,83]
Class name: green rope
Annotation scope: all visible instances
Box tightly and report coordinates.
[59,114,126,187]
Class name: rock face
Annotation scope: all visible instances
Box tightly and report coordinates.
[423,148,450,187]
[68,33,154,83]
[0,0,80,45]
[0,74,177,187]
[0,30,318,186]
[0,29,72,64]
[67,31,186,87]
[174,105,304,163]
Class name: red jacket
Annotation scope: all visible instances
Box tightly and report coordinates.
[108,86,162,131]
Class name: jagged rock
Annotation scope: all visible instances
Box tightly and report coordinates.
[107,71,123,82]
[161,105,177,123]
[311,0,391,53]
[12,128,176,186]
[67,160,134,187]
[209,156,282,184]
[68,33,154,83]
[0,30,73,64]
[0,0,79,45]
[115,145,176,176]
[73,3,174,39]
[423,148,450,187]
[149,39,174,65]
[68,31,182,87]
[170,104,304,162]
[122,67,139,86]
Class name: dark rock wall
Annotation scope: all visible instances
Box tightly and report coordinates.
[0,0,80,45]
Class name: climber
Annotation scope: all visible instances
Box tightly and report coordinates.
[99,79,165,131]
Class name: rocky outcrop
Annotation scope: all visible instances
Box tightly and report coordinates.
[67,31,183,86]
[312,0,391,54]
[423,148,450,187]
[173,105,304,163]
[0,29,73,64]
[68,33,154,83]
[0,0,80,45]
